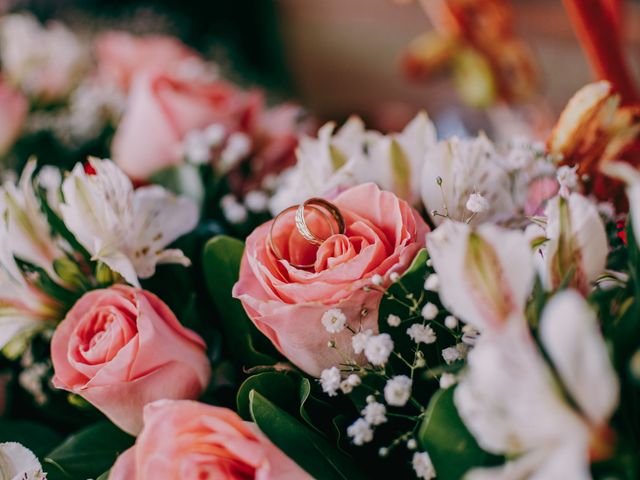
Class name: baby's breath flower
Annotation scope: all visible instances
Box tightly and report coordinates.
[412,451,436,480]
[221,194,248,224]
[439,373,457,389]
[362,402,387,426]
[352,329,373,354]
[321,308,348,334]
[444,315,458,329]
[371,274,383,286]
[466,192,489,213]
[320,367,341,396]
[386,314,401,327]
[244,190,269,213]
[390,272,400,282]
[384,375,412,407]
[423,273,439,291]
[347,418,373,445]
[442,343,469,364]
[364,333,394,366]
[407,438,417,450]
[406,324,437,344]
[421,302,438,320]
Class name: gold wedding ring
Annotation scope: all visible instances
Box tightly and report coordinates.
[268,198,346,269]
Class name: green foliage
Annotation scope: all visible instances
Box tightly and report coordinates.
[0,419,62,458]
[43,422,133,480]
[418,388,499,480]
[202,235,280,367]
[249,390,367,480]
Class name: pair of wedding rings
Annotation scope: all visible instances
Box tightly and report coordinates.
[268,198,346,269]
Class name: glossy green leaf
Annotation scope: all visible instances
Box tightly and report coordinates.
[43,422,133,480]
[417,388,498,480]
[202,235,279,367]
[0,419,62,458]
[249,390,366,480]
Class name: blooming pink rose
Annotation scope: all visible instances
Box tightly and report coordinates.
[109,400,312,480]
[51,285,211,435]
[95,31,202,91]
[233,183,429,376]
[0,75,28,156]
[112,72,260,180]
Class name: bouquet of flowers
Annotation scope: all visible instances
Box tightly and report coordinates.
[1,2,640,480]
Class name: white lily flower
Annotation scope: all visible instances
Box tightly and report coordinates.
[367,111,436,204]
[60,158,198,287]
[602,161,640,248]
[421,134,516,225]
[0,13,88,103]
[269,117,368,214]
[0,218,60,356]
[0,442,46,480]
[540,193,608,295]
[456,290,618,480]
[426,220,534,331]
[0,160,64,275]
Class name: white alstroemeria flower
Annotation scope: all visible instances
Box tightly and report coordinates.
[421,134,516,225]
[0,219,60,355]
[60,158,198,287]
[269,117,368,214]
[0,442,46,480]
[367,112,437,204]
[456,290,618,480]
[602,161,640,248]
[426,220,534,331]
[0,160,64,274]
[0,13,88,103]
[540,193,607,295]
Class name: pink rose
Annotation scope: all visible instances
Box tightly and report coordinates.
[109,400,312,480]
[0,75,28,156]
[112,72,260,180]
[95,31,202,91]
[233,183,429,376]
[51,285,211,435]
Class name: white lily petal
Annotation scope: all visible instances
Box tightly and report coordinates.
[0,442,46,480]
[268,117,368,215]
[540,290,619,426]
[61,159,197,285]
[465,442,591,480]
[542,193,608,294]
[1,159,64,275]
[454,322,582,455]
[427,220,534,331]
[368,111,437,203]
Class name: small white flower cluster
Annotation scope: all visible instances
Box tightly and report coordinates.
[412,451,437,480]
[182,124,227,165]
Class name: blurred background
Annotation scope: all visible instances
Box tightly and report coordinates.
[2,0,639,133]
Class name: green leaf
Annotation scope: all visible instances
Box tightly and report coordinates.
[0,419,62,458]
[237,371,300,420]
[202,235,279,367]
[417,388,499,480]
[44,422,133,480]
[96,472,110,480]
[249,390,367,480]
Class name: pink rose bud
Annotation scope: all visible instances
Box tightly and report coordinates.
[51,285,211,435]
[109,400,312,480]
[233,183,429,377]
